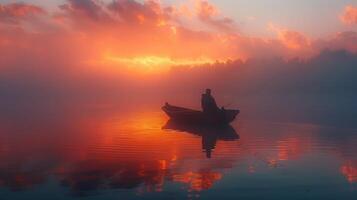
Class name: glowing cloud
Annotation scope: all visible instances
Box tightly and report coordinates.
[105,55,219,69]
[340,5,357,25]
[195,0,236,32]
[268,23,310,50]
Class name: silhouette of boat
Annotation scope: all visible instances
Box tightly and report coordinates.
[162,103,239,125]
[163,120,239,158]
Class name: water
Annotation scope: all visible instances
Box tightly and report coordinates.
[0,105,356,200]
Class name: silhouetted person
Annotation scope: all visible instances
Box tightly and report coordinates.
[201,89,219,114]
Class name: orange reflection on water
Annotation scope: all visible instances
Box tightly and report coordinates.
[2,106,357,200]
[341,161,357,184]
[4,109,339,196]
[172,171,222,192]
[89,112,178,161]
[277,138,304,161]
[274,124,316,162]
[52,110,229,195]
[159,160,167,170]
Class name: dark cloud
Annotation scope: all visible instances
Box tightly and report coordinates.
[108,0,169,25]
[57,0,174,28]
[59,0,109,22]
[0,2,46,24]
[315,31,357,53]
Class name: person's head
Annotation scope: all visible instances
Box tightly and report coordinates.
[205,89,211,95]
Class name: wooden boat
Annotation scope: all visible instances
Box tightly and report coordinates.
[162,103,239,125]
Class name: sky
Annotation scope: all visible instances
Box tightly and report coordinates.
[0,0,356,64]
[2,0,356,37]
[167,0,357,37]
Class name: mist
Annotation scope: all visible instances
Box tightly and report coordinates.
[1,47,356,128]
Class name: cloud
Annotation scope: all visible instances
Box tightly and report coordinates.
[195,0,236,32]
[340,5,357,25]
[60,0,105,19]
[44,0,239,61]
[278,30,310,50]
[314,31,357,54]
[107,0,171,26]
[268,23,310,50]
[0,2,46,24]
[57,0,178,28]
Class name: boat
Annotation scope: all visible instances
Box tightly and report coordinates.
[162,103,239,125]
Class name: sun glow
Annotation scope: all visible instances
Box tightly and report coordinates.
[104,55,222,71]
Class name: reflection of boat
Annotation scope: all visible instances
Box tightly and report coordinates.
[163,120,239,158]
[162,103,240,125]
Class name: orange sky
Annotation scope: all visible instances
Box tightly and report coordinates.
[0,1,356,74]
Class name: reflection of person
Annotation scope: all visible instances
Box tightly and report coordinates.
[201,89,219,114]
[202,134,217,158]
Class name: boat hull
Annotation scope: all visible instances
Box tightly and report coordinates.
[162,104,239,125]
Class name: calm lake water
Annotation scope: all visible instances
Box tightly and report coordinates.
[0,103,356,200]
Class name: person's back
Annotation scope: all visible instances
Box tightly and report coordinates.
[201,89,219,114]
